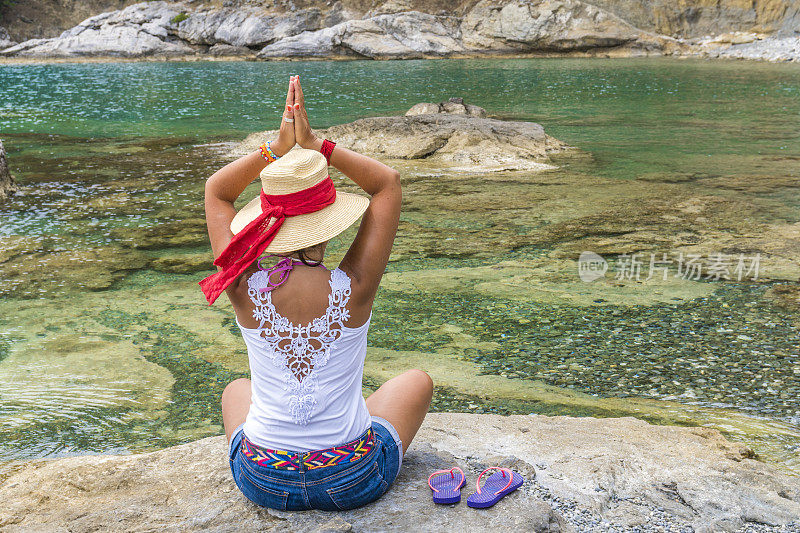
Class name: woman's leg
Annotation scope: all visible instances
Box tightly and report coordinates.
[222,378,252,442]
[365,369,433,454]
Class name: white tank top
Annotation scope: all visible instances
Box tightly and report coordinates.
[237,266,372,452]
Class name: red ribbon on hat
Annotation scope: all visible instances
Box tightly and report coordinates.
[199,177,337,305]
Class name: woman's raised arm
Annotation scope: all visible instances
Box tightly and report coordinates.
[204,77,297,260]
[293,77,401,307]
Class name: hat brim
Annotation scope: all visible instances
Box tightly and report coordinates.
[230,192,370,253]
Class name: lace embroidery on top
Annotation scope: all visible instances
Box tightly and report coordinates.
[246,267,352,426]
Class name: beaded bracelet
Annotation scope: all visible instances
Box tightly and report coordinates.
[259,141,280,163]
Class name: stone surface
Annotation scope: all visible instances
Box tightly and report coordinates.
[2,0,800,61]
[589,0,800,38]
[0,2,195,58]
[175,6,323,48]
[259,2,672,59]
[406,97,489,118]
[235,106,569,172]
[258,11,465,59]
[459,0,668,53]
[713,35,800,62]
[1,413,798,532]
[208,43,256,57]
[110,217,208,250]
[0,27,16,50]
[151,251,214,274]
[0,236,148,298]
[2,0,678,60]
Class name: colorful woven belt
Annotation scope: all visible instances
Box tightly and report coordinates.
[240,427,375,471]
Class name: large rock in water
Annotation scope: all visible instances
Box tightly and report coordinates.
[236,100,569,172]
[0,139,17,200]
[1,414,798,532]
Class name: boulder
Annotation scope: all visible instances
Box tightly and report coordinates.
[257,26,351,58]
[460,0,666,52]
[0,139,17,201]
[237,110,568,171]
[208,43,257,57]
[258,14,462,59]
[406,98,487,117]
[175,6,323,48]
[0,414,798,532]
[405,102,442,115]
[258,119,561,170]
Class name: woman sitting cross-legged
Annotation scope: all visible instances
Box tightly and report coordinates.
[201,75,433,511]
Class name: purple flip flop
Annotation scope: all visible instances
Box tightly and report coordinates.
[428,467,467,504]
[466,467,524,509]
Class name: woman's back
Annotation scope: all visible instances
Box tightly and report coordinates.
[207,75,432,512]
[235,261,372,451]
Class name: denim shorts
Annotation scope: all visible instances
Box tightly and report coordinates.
[229,416,403,511]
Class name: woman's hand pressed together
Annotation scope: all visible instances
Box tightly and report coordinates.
[270,76,298,156]
[204,75,300,259]
[291,76,323,151]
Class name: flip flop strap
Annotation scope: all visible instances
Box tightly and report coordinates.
[475,467,514,495]
[427,467,465,493]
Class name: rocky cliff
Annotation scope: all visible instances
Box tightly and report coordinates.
[1,413,798,532]
[0,0,678,59]
[3,0,798,43]
[1,0,799,61]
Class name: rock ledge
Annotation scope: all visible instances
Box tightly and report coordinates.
[235,99,570,173]
[1,413,798,532]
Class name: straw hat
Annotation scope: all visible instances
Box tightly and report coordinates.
[230,148,369,253]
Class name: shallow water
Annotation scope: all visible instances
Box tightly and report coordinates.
[1,58,799,473]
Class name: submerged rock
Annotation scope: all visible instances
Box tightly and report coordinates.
[111,218,208,250]
[151,251,214,274]
[0,413,798,532]
[236,102,569,172]
[0,236,149,299]
[0,139,16,200]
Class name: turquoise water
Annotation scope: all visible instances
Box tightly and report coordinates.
[1,58,800,470]
[3,59,800,179]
